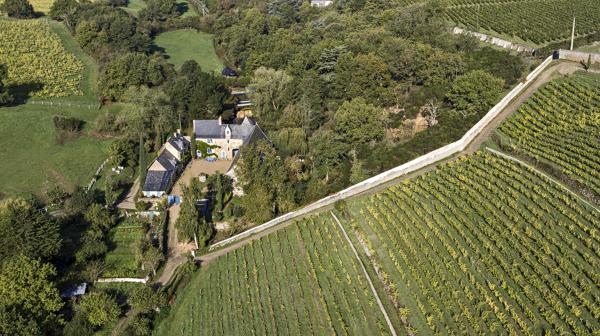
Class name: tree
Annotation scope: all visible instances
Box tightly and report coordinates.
[349,151,369,184]
[446,70,504,117]
[64,186,94,215]
[0,198,61,262]
[49,0,77,20]
[85,203,116,232]
[423,98,440,127]
[248,67,292,126]
[78,291,120,327]
[139,0,176,21]
[176,179,212,246]
[1,0,34,18]
[0,64,12,106]
[104,175,119,207]
[0,256,62,332]
[128,285,166,314]
[99,53,174,101]
[333,53,393,106]
[236,141,295,223]
[335,97,385,145]
[142,246,162,276]
[206,173,233,221]
[0,306,43,336]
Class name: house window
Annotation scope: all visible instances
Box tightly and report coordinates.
[206,139,213,144]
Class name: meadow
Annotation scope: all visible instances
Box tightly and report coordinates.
[156,214,398,336]
[153,29,224,72]
[497,74,600,195]
[344,152,599,335]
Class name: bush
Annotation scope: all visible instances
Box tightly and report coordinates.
[53,115,85,132]
[1,0,34,18]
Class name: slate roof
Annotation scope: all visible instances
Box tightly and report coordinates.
[143,170,173,192]
[168,134,190,153]
[155,150,179,171]
[193,117,262,144]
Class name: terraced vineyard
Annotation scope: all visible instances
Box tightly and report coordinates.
[157,215,395,336]
[446,0,600,45]
[0,19,84,97]
[498,74,600,195]
[345,152,600,335]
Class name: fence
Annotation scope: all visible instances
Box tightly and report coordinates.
[451,27,535,55]
[86,158,110,191]
[27,100,99,110]
[209,55,555,250]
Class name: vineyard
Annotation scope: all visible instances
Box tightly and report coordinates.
[446,0,600,45]
[345,152,599,335]
[156,215,395,336]
[0,19,84,98]
[498,74,600,196]
[30,0,54,13]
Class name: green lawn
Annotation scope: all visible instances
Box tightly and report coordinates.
[153,29,223,73]
[121,0,147,17]
[0,20,120,198]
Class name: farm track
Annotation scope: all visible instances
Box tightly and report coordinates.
[195,60,583,266]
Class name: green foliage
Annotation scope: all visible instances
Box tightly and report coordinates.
[270,127,308,156]
[177,178,212,245]
[0,256,62,333]
[236,140,296,223]
[128,285,167,313]
[1,0,34,18]
[0,198,61,262]
[446,70,504,117]
[206,173,233,221]
[99,53,174,101]
[78,291,120,327]
[139,0,176,21]
[53,115,85,132]
[0,64,12,105]
[332,53,393,106]
[49,0,77,19]
[248,67,292,126]
[335,97,385,145]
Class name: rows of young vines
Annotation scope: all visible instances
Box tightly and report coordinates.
[498,75,600,196]
[346,152,599,335]
[446,0,600,45]
[156,215,393,336]
[0,19,84,97]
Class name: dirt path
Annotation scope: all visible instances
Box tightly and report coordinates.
[116,177,139,210]
[195,61,583,266]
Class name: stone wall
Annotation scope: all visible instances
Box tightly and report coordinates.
[557,49,600,64]
[452,27,536,55]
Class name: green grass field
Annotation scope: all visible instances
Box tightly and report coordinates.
[156,214,398,335]
[153,29,223,72]
[121,0,147,16]
[0,20,118,198]
[103,220,147,278]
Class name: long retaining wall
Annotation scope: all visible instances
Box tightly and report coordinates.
[96,276,150,284]
[209,55,554,250]
[556,49,600,64]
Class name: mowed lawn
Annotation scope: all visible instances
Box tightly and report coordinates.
[153,29,223,72]
[121,0,147,17]
[0,104,119,197]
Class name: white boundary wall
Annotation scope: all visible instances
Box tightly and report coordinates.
[557,49,600,64]
[96,275,150,284]
[452,27,536,55]
[210,56,554,250]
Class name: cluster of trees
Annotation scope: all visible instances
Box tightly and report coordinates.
[197,0,526,223]
[0,64,13,106]
[1,0,34,18]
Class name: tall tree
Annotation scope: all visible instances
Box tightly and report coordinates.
[0,256,63,333]
[176,179,212,247]
[0,198,61,262]
[236,140,295,222]
[248,67,292,126]
[1,0,34,18]
[446,70,504,117]
[77,291,120,328]
[334,97,385,145]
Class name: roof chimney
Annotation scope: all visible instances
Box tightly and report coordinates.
[218,116,222,125]
[174,128,181,137]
